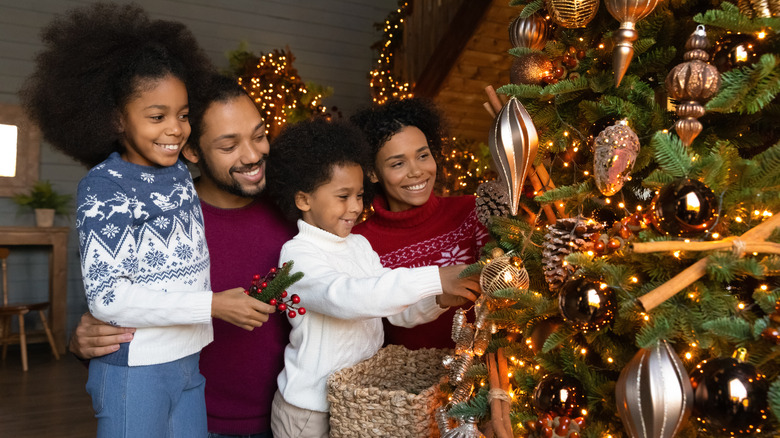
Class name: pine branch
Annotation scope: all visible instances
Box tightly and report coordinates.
[518,0,544,17]
[534,180,595,204]
[701,317,753,342]
[748,141,780,188]
[497,83,545,99]
[769,377,780,423]
[707,54,780,114]
[251,261,304,303]
[650,131,694,177]
[694,2,780,34]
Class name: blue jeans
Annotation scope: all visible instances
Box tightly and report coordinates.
[207,432,272,438]
[86,352,207,437]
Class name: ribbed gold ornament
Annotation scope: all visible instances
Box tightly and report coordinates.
[605,0,660,86]
[546,0,599,28]
[509,13,549,50]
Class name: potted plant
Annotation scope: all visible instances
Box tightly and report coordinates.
[12,180,72,227]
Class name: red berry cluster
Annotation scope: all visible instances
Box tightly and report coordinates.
[524,414,585,438]
[247,267,306,319]
[592,212,647,256]
[543,46,587,85]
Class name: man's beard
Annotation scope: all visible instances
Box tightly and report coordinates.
[199,157,265,199]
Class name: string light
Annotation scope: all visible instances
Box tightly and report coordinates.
[369,2,413,104]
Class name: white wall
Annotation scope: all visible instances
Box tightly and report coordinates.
[0,0,397,334]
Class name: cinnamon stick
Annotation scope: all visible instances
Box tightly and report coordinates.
[487,353,512,438]
[638,214,780,311]
[496,348,513,436]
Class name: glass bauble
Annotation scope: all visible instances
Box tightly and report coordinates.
[650,178,717,237]
[712,33,766,72]
[533,373,586,417]
[558,277,616,332]
[690,357,769,435]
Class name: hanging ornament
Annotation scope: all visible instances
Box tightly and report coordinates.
[558,277,617,332]
[737,0,780,17]
[533,373,587,417]
[592,119,641,196]
[441,416,485,438]
[525,414,586,438]
[690,352,770,435]
[480,248,530,303]
[475,180,511,226]
[529,317,564,354]
[605,0,660,86]
[510,53,554,85]
[665,25,721,147]
[649,178,717,237]
[451,308,468,343]
[448,353,474,384]
[488,97,539,216]
[546,0,599,28]
[542,218,603,291]
[451,381,475,405]
[615,340,693,438]
[509,13,549,50]
[712,32,766,72]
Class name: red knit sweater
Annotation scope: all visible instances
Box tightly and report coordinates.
[352,193,489,349]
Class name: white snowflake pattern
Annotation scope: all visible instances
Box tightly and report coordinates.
[434,245,472,267]
[100,224,121,239]
[179,209,190,223]
[141,173,155,183]
[153,216,170,230]
[108,170,123,178]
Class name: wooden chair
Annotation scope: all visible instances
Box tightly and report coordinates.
[0,247,60,371]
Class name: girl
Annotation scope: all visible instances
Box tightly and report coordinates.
[265,118,479,437]
[350,98,490,350]
[21,4,272,436]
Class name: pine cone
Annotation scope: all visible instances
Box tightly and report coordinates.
[542,217,602,291]
[475,180,510,226]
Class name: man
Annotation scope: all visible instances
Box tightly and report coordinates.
[69,74,296,438]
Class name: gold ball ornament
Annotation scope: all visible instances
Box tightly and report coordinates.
[509,13,549,50]
[665,25,721,147]
[546,0,599,28]
[510,53,554,85]
[605,0,660,86]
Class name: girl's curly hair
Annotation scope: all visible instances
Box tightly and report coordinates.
[267,118,371,222]
[20,3,216,168]
[349,97,446,173]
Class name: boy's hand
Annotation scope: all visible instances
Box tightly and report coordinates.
[68,312,135,360]
[437,265,481,308]
[211,287,277,330]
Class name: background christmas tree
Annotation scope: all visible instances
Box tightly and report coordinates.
[437,0,780,437]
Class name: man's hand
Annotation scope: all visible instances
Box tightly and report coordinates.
[211,287,277,331]
[437,265,481,308]
[68,312,135,360]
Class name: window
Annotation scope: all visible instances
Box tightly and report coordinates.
[0,103,40,197]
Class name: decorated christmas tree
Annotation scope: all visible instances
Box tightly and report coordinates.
[435,0,780,437]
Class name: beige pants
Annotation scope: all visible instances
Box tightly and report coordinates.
[270,390,330,438]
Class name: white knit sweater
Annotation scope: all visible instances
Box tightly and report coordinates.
[276,220,447,412]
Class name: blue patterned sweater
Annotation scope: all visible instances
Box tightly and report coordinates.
[76,152,213,366]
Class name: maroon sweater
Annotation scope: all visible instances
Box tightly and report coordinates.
[352,193,489,349]
[199,198,296,435]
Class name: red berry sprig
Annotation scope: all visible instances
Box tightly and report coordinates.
[245,262,306,319]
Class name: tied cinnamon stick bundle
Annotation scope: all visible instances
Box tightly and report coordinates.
[487,352,512,438]
[636,213,780,311]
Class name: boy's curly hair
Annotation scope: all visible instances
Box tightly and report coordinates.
[187,73,251,155]
[267,118,371,222]
[349,97,446,173]
[20,3,216,168]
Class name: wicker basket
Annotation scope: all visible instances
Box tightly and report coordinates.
[327,344,451,438]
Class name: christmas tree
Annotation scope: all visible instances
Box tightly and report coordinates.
[436,0,780,437]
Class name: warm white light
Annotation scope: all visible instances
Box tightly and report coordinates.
[0,123,18,177]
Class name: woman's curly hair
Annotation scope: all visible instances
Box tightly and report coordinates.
[20,3,216,168]
[349,97,446,173]
[267,118,371,222]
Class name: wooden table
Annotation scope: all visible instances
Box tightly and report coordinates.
[0,226,70,354]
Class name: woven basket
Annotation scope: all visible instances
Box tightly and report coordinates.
[327,344,451,438]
